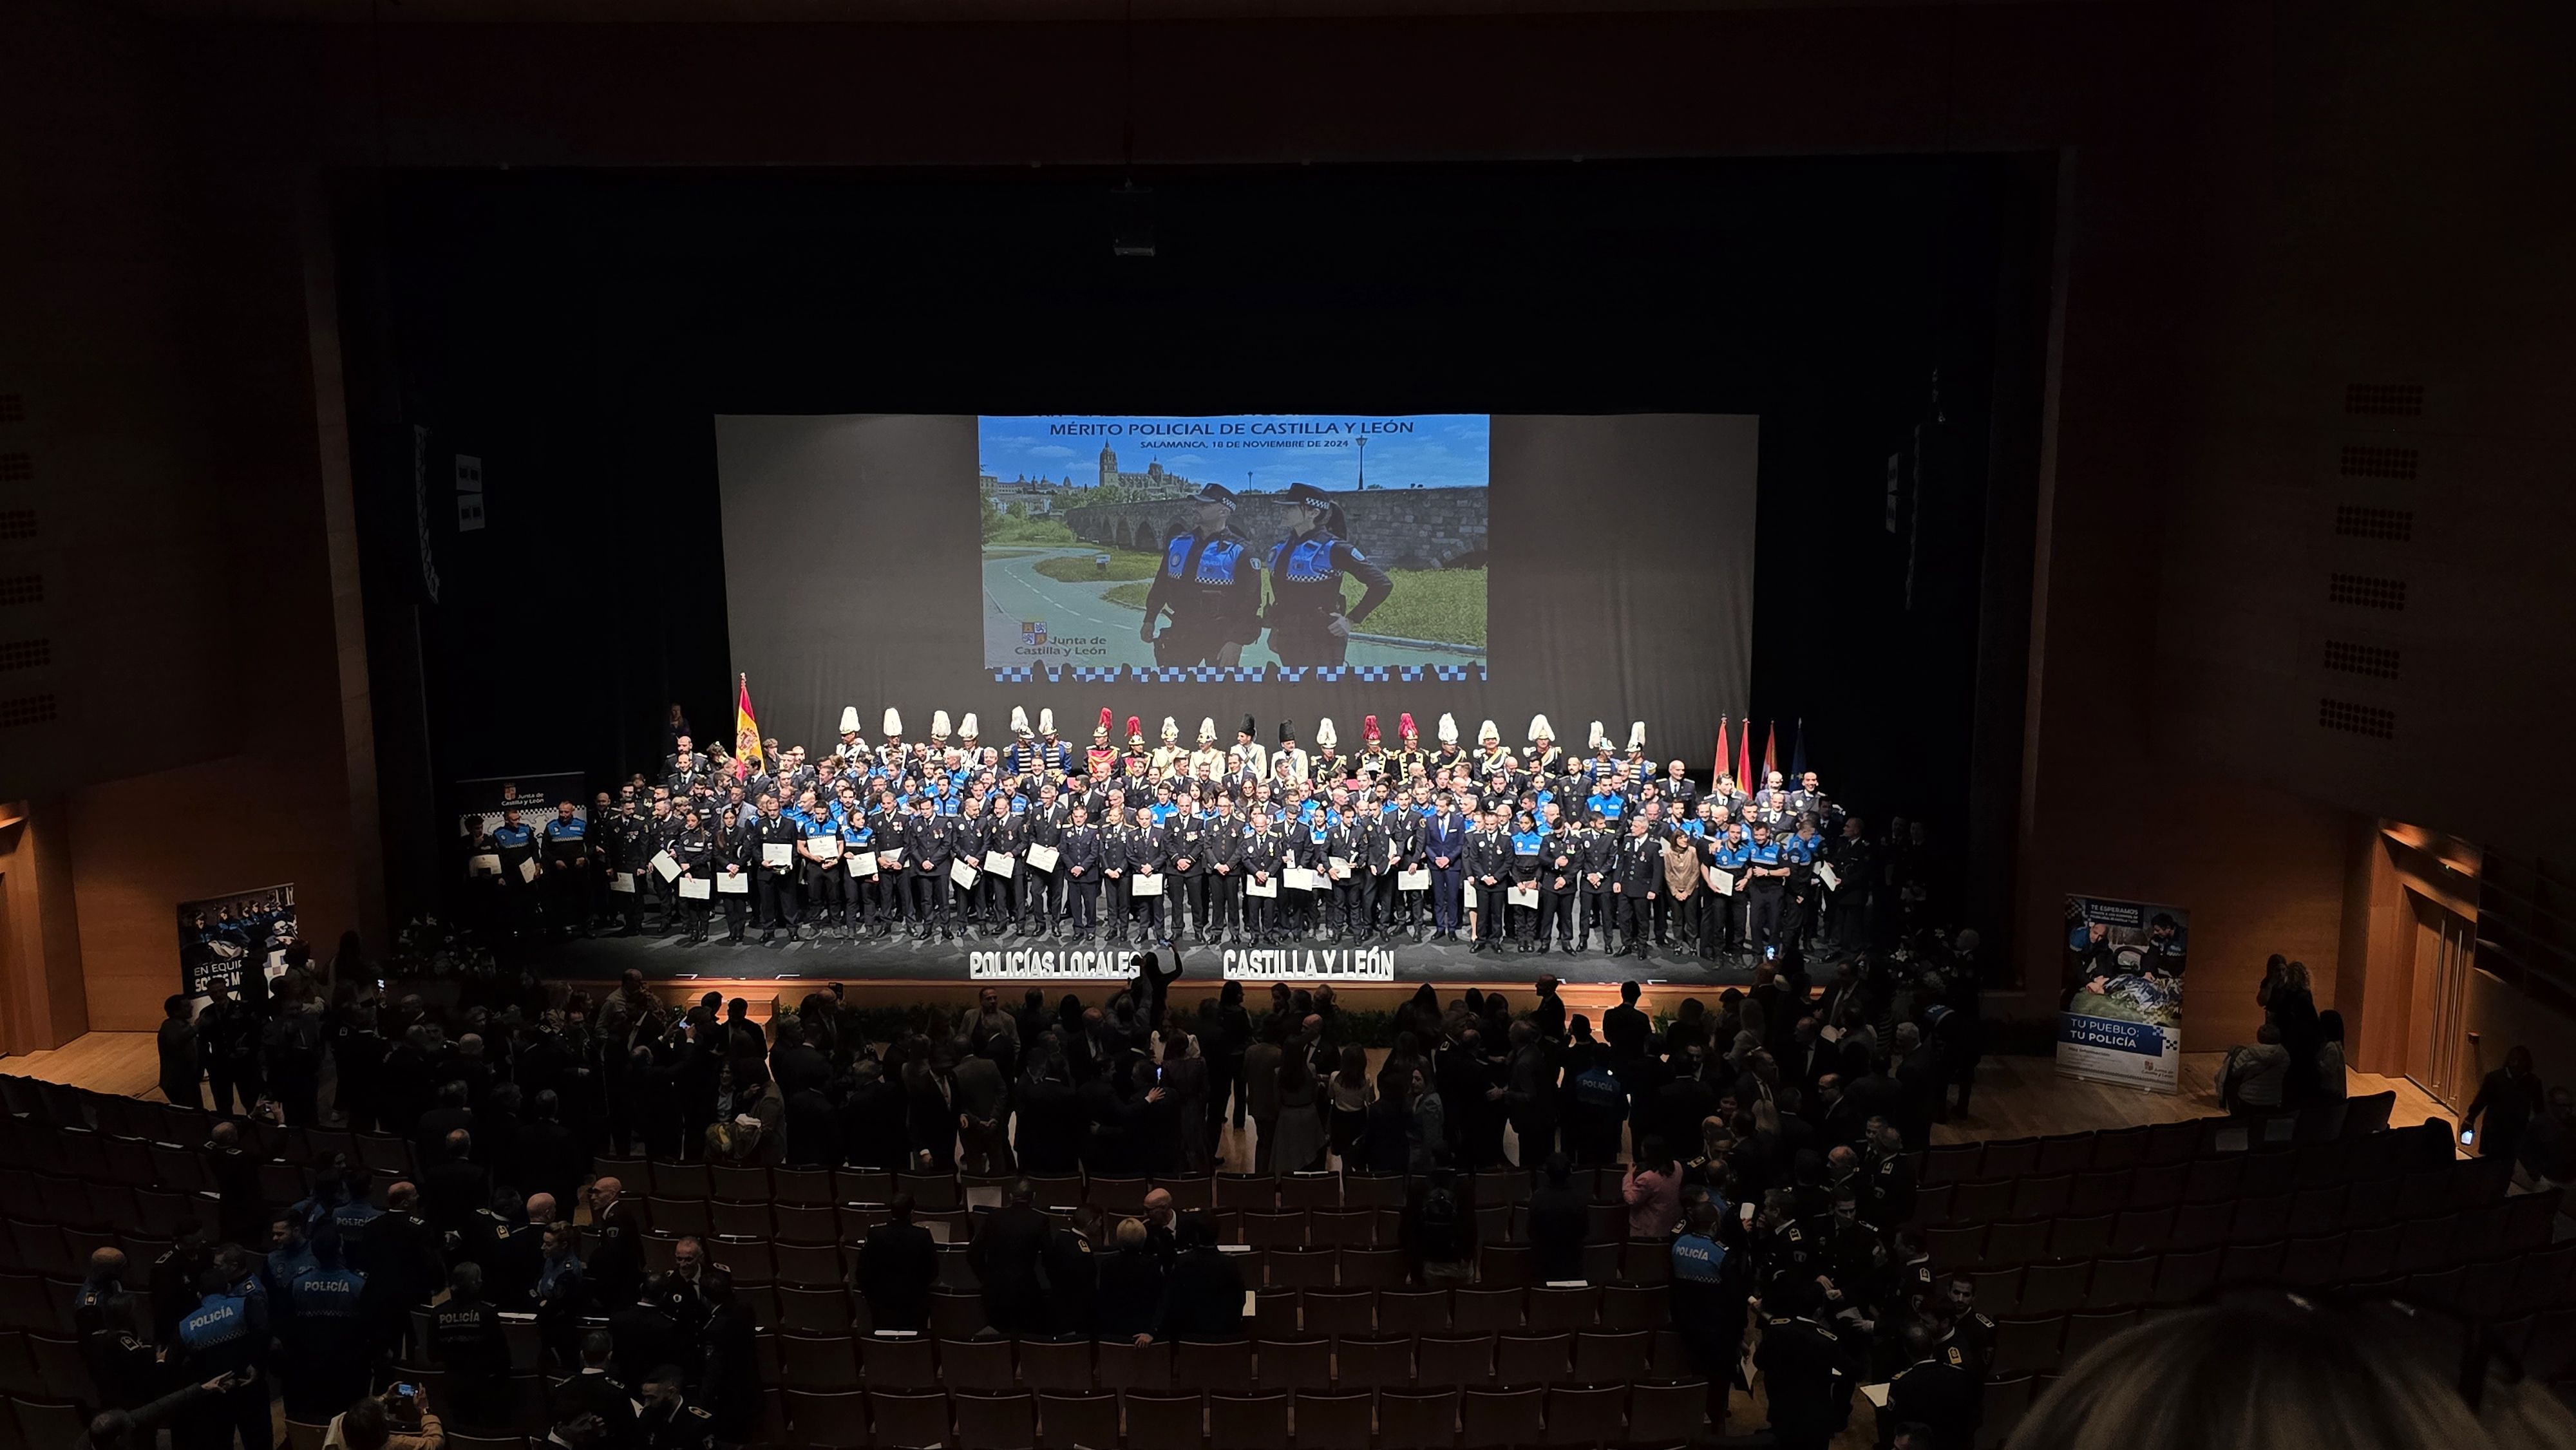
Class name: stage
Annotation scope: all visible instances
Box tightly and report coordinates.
[516,928,1762,990]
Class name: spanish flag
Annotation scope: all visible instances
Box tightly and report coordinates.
[734,673,762,778]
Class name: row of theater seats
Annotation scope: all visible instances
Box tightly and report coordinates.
[1912,1091,2400,1185]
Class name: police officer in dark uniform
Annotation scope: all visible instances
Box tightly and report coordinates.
[1262,481,1393,666]
[672,809,715,945]
[636,1362,718,1450]
[1465,808,1511,953]
[550,1331,641,1447]
[1881,1322,1979,1450]
[1240,809,1282,944]
[1753,1278,1857,1450]
[1141,482,1265,666]
[902,795,955,941]
[174,1249,271,1450]
[1061,803,1103,942]
[1615,815,1662,958]
[1574,812,1618,953]
[1202,795,1245,945]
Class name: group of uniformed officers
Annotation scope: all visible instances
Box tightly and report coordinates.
[465,704,1904,965]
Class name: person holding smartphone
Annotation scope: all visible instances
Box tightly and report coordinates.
[323,1381,445,1449]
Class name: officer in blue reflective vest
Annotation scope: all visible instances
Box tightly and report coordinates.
[492,807,538,934]
[176,1248,271,1450]
[540,800,591,937]
[282,1225,371,1421]
[1263,482,1393,666]
[1142,482,1267,666]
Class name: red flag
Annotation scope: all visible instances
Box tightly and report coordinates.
[1712,716,1730,787]
[1736,721,1754,794]
[1761,720,1779,784]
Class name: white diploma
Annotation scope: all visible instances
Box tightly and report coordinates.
[716,873,750,896]
[1246,877,1278,898]
[1817,862,1841,890]
[761,842,796,867]
[986,853,1016,878]
[1131,873,1164,898]
[678,876,712,900]
[1025,843,1060,873]
[1709,869,1736,898]
[808,834,843,860]
[468,854,502,877]
[1508,885,1538,909]
[1283,867,1319,892]
[950,859,980,889]
[1328,857,1352,880]
[1397,868,1432,892]
[878,850,905,869]
[651,851,682,882]
[847,853,878,878]
[516,858,540,885]
[608,872,636,894]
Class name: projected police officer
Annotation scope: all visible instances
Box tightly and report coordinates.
[1262,481,1394,666]
[1139,481,1265,666]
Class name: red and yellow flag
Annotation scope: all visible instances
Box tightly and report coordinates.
[734,673,762,778]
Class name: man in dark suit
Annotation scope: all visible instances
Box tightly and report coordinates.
[1424,794,1468,940]
[1602,981,1652,1057]
[857,1196,938,1332]
[1141,1214,1247,1343]
[969,1181,1053,1335]
[421,1130,490,1241]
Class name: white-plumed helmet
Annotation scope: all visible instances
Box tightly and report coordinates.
[1477,719,1501,745]
[1198,717,1217,743]
[839,706,860,735]
[1528,714,1553,743]
[882,708,904,737]
[931,710,952,741]
[1437,713,1459,745]
[959,713,980,739]
[1316,717,1338,750]
[1010,706,1032,738]
[1627,721,1646,752]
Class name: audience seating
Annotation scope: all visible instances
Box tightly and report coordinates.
[1,1071,2559,1450]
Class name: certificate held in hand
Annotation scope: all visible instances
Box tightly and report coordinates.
[468,853,502,878]
[652,850,683,882]
[1247,876,1278,898]
[847,852,878,878]
[985,853,1016,878]
[1131,872,1164,898]
[678,876,712,900]
[761,842,796,868]
[1283,867,1319,892]
[717,872,750,895]
[516,858,540,885]
[808,834,843,860]
[1397,868,1432,892]
[1709,869,1736,898]
[609,872,636,894]
[950,859,980,889]
[1817,862,1841,890]
[1508,885,1539,909]
[1025,843,1060,873]
[1328,857,1353,880]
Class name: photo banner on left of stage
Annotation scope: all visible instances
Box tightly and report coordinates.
[179,883,298,1001]
[978,414,1490,679]
[2057,893,2190,1093]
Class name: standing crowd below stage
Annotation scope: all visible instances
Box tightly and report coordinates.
[457,705,1956,966]
[119,917,2009,1447]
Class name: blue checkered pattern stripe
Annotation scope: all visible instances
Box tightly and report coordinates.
[991,661,1486,684]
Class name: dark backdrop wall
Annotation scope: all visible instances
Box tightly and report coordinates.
[346,158,2046,921]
